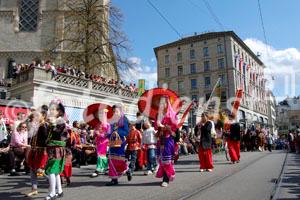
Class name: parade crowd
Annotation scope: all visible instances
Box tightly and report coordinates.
[11,59,138,92]
[0,99,298,200]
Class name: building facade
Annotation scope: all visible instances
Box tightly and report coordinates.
[276,96,300,134]
[9,67,138,124]
[154,31,268,128]
[0,0,117,82]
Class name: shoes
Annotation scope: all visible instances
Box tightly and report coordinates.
[200,169,204,172]
[144,170,153,175]
[66,178,71,186]
[10,169,20,176]
[56,192,63,198]
[161,182,168,187]
[45,195,56,200]
[25,190,38,197]
[207,169,213,172]
[91,171,99,178]
[106,179,118,186]
[126,171,132,181]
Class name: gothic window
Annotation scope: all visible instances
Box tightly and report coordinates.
[19,0,39,32]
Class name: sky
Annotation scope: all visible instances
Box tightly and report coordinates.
[112,0,300,100]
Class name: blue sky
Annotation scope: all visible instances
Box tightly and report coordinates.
[112,0,300,99]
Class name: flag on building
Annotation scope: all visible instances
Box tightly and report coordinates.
[138,79,145,96]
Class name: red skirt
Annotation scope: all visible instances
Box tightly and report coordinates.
[198,146,213,170]
[27,148,48,171]
[227,139,240,162]
[60,153,72,178]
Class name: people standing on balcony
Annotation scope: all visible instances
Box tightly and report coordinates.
[26,111,48,197]
[194,112,214,172]
[44,101,67,200]
[45,60,57,79]
[106,104,129,186]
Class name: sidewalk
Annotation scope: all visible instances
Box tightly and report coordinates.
[274,153,300,200]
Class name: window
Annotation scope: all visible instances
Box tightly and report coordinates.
[165,68,170,77]
[217,44,223,54]
[219,74,225,85]
[205,77,211,87]
[0,92,6,100]
[203,47,209,57]
[19,0,39,32]
[190,63,196,74]
[178,81,184,92]
[190,49,196,59]
[205,93,210,101]
[178,66,183,76]
[221,91,227,102]
[191,79,197,90]
[204,61,210,72]
[165,55,169,64]
[192,95,198,101]
[234,45,237,53]
[218,58,224,69]
[177,52,182,62]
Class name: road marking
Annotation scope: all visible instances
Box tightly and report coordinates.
[177,152,272,200]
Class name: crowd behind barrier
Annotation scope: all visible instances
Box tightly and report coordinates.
[11,59,138,92]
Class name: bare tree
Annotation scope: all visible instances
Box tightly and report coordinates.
[47,0,131,80]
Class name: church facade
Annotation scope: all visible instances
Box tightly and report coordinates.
[0,0,117,81]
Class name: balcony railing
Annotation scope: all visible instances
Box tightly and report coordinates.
[13,67,139,99]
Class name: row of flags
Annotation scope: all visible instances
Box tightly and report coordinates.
[234,54,265,97]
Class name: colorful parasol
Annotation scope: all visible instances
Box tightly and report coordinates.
[83,103,113,128]
[138,88,183,120]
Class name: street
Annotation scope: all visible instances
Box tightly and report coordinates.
[0,151,290,200]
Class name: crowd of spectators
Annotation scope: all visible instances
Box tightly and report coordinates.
[12,59,138,92]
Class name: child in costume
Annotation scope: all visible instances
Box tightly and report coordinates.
[155,97,178,187]
[44,101,67,200]
[91,120,110,177]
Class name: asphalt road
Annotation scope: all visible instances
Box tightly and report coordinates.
[0,150,288,200]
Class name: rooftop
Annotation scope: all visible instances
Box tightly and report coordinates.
[154,31,264,66]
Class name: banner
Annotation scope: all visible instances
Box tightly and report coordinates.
[138,79,145,96]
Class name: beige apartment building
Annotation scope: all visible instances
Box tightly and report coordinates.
[154,31,269,128]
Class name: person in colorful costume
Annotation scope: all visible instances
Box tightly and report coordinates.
[44,101,67,200]
[155,96,178,187]
[126,123,142,181]
[227,114,241,164]
[106,104,129,186]
[91,109,110,177]
[194,112,214,172]
[26,110,48,197]
[60,123,73,186]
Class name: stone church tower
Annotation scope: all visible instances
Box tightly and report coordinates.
[0,0,118,80]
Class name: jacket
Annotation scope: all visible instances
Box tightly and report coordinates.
[194,121,212,150]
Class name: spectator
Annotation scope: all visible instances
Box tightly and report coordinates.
[9,122,30,176]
